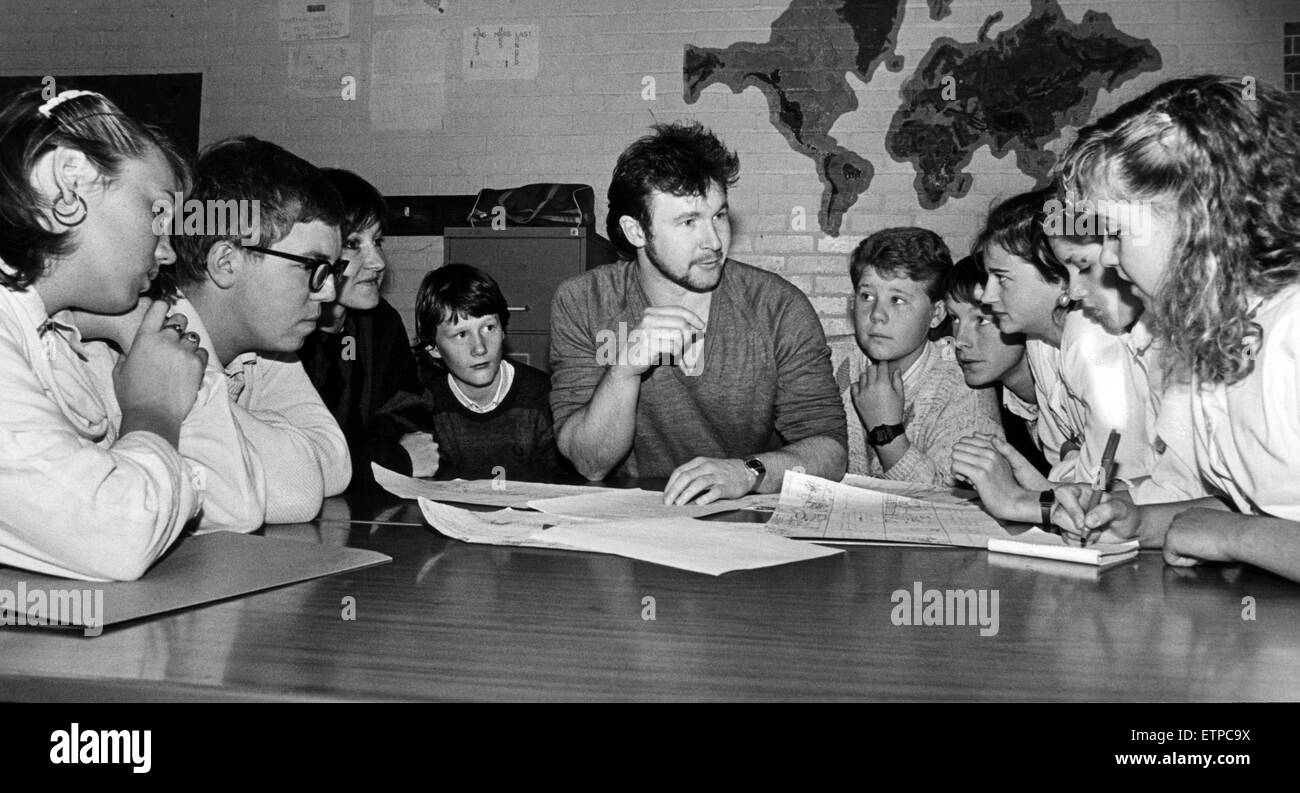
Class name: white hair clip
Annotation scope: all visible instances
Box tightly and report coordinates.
[38,89,101,118]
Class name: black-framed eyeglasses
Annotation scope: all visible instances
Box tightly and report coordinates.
[241,245,348,292]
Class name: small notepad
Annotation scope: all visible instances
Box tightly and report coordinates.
[987,527,1139,568]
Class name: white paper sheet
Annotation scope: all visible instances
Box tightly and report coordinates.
[416,500,840,575]
[527,489,780,522]
[417,500,589,548]
[279,0,351,41]
[841,473,979,504]
[766,471,1012,547]
[288,42,361,98]
[540,519,841,576]
[986,550,1103,581]
[370,27,447,130]
[373,463,611,508]
[372,28,446,84]
[987,527,1139,567]
[374,0,442,15]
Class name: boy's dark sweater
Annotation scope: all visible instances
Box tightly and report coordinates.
[998,383,1052,477]
[369,357,565,481]
[298,298,420,489]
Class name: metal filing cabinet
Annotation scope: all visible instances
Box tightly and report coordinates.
[442,227,621,371]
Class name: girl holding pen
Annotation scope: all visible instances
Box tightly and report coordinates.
[1052,75,1300,583]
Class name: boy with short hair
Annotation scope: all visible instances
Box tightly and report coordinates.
[82,135,352,527]
[369,264,562,481]
[943,253,1049,475]
[162,136,352,522]
[844,227,1002,485]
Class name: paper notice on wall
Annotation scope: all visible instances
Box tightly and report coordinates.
[370,82,444,130]
[374,0,443,15]
[279,0,351,41]
[372,28,446,84]
[370,28,446,129]
[288,42,361,98]
[464,23,538,80]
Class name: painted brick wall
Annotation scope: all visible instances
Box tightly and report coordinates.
[0,0,1290,347]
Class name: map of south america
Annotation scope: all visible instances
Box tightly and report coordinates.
[684,0,1161,231]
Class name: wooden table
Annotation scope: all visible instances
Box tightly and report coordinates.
[1,487,1298,702]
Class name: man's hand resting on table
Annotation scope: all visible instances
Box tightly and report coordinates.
[662,456,753,506]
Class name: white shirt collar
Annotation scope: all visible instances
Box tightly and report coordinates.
[448,359,514,413]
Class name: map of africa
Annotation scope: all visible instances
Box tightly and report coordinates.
[683,0,1161,232]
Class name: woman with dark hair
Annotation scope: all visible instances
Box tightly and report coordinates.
[974,188,1074,466]
[299,168,419,488]
[0,88,206,580]
[977,186,1156,483]
[1053,75,1300,582]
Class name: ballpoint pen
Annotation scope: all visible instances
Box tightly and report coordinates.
[1081,430,1121,547]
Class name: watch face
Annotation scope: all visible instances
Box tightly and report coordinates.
[868,424,901,446]
[745,458,766,476]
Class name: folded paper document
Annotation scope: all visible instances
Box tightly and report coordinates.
[418,499,839,575]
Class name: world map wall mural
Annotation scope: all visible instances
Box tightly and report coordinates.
[683,0,1162,234]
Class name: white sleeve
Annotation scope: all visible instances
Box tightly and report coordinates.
[1026,341,1069,467]
[1131,382,1209,504]
[232,356,351,523]
[180,369,268,534]
[1049,316,1159,485]
[85,341,267,535]
[0,335,200,581]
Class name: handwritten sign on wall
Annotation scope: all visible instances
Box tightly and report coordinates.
[278,0,351,41]
[463,24,538,80]
[288,42,360,97]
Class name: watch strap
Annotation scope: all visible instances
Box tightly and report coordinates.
[744,457,766,493]
[1039,489,1055,527]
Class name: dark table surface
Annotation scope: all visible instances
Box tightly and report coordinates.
[2,482,1298,702]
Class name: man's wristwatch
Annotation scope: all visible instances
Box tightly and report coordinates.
[743,457,767,493]
[1039,489,1056,528]
[866,422,906,447]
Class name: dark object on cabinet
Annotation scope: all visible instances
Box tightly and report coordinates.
[467,183,596,228]
[443,227,620,372]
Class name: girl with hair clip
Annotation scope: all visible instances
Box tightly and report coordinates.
[299,168,419,488]
[954,186,1160,524]
[0,88,207,580]
[1053,75,1300,583]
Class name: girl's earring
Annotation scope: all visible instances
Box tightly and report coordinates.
[1056,290,1071,308]
[53,192,87,227]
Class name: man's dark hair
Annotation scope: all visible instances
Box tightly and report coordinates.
[850,227,953,301]
[414,263,509,347]
[322,167,387,238]
[168,136,345,289]
[606,120,740,259]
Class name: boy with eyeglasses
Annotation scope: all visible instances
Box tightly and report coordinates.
[80,136,352,525]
